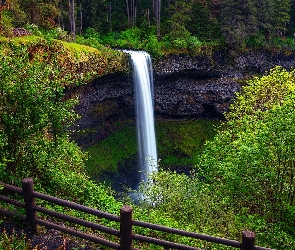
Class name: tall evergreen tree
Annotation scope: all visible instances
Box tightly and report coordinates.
[187,0,221,40]
[273,0,291,36]
[19,0,60,28]
[220,0,257,48]
[168,0,192,40]
[253,0,274,40]
[81,0,109,33]
[287,0,295,36]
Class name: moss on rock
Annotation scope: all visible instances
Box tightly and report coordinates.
[0,35,129,85]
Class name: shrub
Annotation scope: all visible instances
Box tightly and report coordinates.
[187,36,202,50]
[172,38,188,49]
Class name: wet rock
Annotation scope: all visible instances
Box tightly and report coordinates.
[67,49,295,147]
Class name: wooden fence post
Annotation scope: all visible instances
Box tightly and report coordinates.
[242,230,255,250]
[22,178,37,232]
[120,205,133,250]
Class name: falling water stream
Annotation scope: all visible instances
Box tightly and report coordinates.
[124,50,158,187]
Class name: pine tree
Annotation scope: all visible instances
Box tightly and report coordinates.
[221,0,257,48]
[19,0,60,28]
[168,0,192,40]
[273,0,291,36]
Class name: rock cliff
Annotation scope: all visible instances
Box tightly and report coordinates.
[68,49,295,147]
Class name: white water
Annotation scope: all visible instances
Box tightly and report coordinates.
[124,50,158,185]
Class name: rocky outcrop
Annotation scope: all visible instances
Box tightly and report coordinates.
[154,77,240,119]
[68,49,295,147]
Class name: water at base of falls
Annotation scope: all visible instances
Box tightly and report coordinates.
[123,50,158,188]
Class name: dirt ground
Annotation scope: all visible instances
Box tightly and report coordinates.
[0,219,98,250]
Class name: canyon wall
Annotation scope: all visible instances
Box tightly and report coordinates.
[68,49,295,147]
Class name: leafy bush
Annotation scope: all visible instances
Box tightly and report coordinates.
[172,38,188,49]
[0,229,30,250]
[142,34,164,57]
[83,28,101,40]
[115,27,142,49]
[187,36,202,50]
[0,10,13,37]
[246,32,266,49]
[199,67,295,223]
[130,67,295,249]
[101,32,121,47]
[23,24,43,36]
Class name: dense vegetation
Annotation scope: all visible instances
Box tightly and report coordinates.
[2,0,295,55]
[1,35,295,248]
[1,1,295,249]
[86,119,218,179]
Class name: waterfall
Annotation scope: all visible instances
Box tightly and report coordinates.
[124,50,158,185]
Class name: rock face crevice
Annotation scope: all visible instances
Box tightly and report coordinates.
[67,49,295,147]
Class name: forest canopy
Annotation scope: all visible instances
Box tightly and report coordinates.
[1,0,295,49]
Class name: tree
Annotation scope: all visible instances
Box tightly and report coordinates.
[220,0,257,48]
[198,67,295,221]
[153,0,161,39]
[68,0,76,40]
[272,0,291,36]
[0,49,80,183]
[81,0,109,33]
[187,0,222,40]
[286,0,295,36]
[253,0,274,40]
[126,0,137,27]
[18,0,60,28]
[168,0,192,41]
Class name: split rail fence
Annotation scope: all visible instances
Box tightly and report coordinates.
[0,178,273,250]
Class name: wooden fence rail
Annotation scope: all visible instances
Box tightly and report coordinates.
[0,178,273,250]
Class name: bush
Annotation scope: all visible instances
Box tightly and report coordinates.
[143,34,163,56]
[246,33,266,49]
[0,10,13,37]
[172,38,188,49]
[0,229,30,250]
[187,36,202,50]
[199,67,295,222]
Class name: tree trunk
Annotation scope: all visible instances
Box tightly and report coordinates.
[154,0,161,39]
[109,2,112,32]
[68,0,76,41]
[80,2,82,34]
[126,0,130,26]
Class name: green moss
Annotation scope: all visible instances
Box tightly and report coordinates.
[85,119,220,177]
[90,100,118,117]
[86,123,137,176]
[156,119,219,167]
[0,35,129,85]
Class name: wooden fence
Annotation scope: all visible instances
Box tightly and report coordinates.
[0,178,273,250]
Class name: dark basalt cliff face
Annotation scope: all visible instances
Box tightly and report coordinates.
[67,49,295,147]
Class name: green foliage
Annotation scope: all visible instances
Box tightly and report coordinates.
[187,36,202,50]
[187,1,222,41]
[245,32,267,49]
[142,34,164,57]
[221,0,258,48]
[86,119,218,178]
[0,10,14,37]
[172,38,188,49]
[198,66,295,226]
[23,24,43,36]
[226,66,295,120]
[0,229,30,250]
[82,28,101,40]
[18,0,60,29]
[130,66,295,249]
[0,48,82,184]
[86,123,137,176]
[0,35,124,226]
[156,120,218,168]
